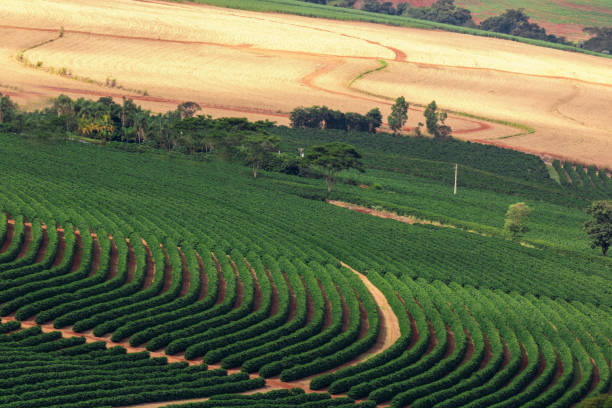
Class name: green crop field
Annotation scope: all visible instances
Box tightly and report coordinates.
[0,124,610,408]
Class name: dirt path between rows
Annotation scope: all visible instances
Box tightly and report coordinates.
[0,220,401,407]
[0,218,15,253]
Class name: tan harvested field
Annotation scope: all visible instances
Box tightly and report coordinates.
[1,0,612,166]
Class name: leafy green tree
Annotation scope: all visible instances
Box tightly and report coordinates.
[504,202,531,239]
[243,134,280,178]
[304,142,363,193]
[582,27,612,54]
[177,101,202,119]
[0,93,18,125]
[479,9,569,44]
[387,96,408,135]
[584,200,612,256]
[424,100,451,138]
[366,108,383,133]
[406,0,473,26]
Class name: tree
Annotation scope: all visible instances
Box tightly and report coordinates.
[242,134,280,179]
[0,93,18,125]
[582,27,612,54]
[424,100,451,138]
[304,142,363,193]
[504,202,531,239]
[366,108,383,133]
[177,101,202,119]
[479,9,569,44]
[387,96,408,135]
[584,200,612,256]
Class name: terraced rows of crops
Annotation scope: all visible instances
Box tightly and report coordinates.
[0,134,610,407]
[552,161,612,199]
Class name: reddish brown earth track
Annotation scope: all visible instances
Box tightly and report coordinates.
[105,238,119,281]
[34,226,49,264]
[15,222,32,259]
[124,240,137,284]
[159,245,172,294]
[52,229,66,267]
[212,253,226,305]
[319,279,333,330]
[337,283,351,333]
[244,259,262,312]
[229,256,244,309]
[0,218,15,253]
[284,272,297,321]
[178,247,190,297]
[195,252,208,302]
[266,268,279,317]
[140,239,155,290]
[69,230,83,273]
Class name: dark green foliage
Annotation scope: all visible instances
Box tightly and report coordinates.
[584,200,612,256]
[405,0,473,26]
[290,106,381,133]
[582,27,612,54]
[387,96,408,135]
[479,8,570,44]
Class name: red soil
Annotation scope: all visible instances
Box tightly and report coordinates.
[0,218,15,253]
[159,245,172,294]
[396,292,420,349]
[424,321,438,355]
[480,335,492,370]
[458,329,475,367]
[336,284,350,333]
[140,239,155,290]
[105,238,119,281]
[228,256,244,309]
[302,274,314,324]
[52,229,66,267]
[178,247,190,297]
[244,259,262,312]
[16,222,32,259]
[443,325,456,359]
[499,341,511,370]
[318,279,333,330]
[212,253,226,305]
[195,252,208,302]
[284,272,297,321]
[356,294,369,340]
[266,268,279,317]
[84,233,100,277]
[125,241,137,284]
[586,357,601,396]
[536,348,546,377]
[34,225,49,264]
[69,230,83,273]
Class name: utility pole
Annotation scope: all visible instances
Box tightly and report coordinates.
[453,163,458,195]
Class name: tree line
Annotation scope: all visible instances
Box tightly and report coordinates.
[290,98,452,138]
